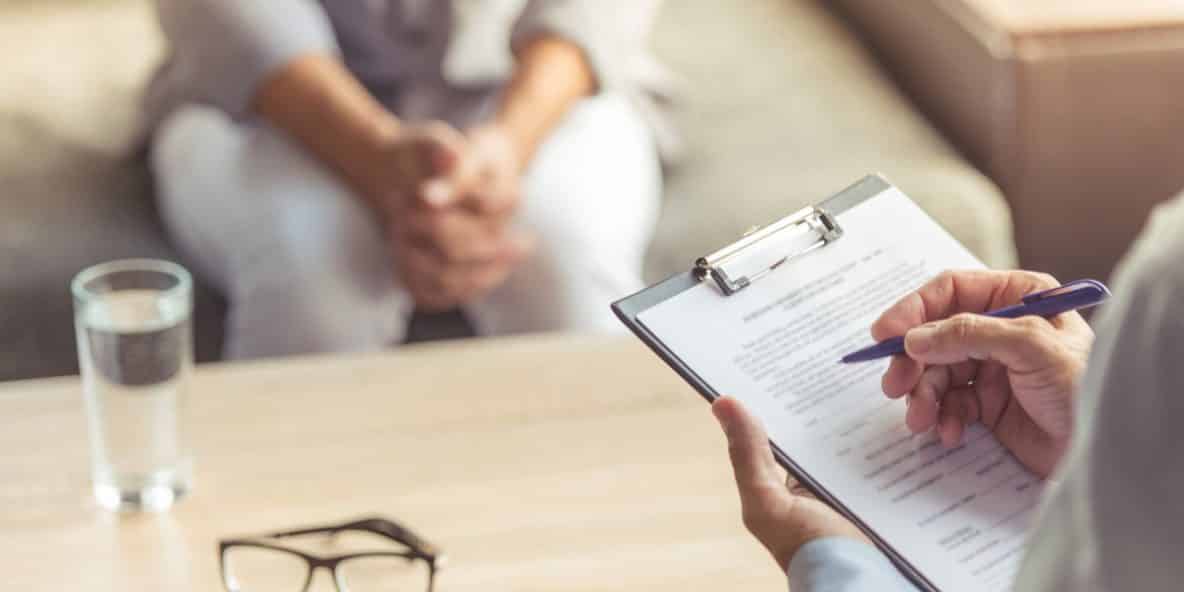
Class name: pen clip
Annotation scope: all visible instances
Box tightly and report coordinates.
[1021,279,1111,305]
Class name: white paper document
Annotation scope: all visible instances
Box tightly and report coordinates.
[638,189,1042,591]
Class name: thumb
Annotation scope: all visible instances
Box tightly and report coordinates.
[414,122,465,174]
[467,175,520,217]
[712,397,779,501]
[411,124,467,207]
[904,313,1060,372]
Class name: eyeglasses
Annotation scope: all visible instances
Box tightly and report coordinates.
[219,516,444,592]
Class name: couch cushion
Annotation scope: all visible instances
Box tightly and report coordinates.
[0,0,224,380]
[648,0,1017,281]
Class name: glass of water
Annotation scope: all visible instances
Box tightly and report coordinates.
[72,259,194,511]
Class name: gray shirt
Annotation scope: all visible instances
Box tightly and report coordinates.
[789,192,1184,591]
[144,0,674,151]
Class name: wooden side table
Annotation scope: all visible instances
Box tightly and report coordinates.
[836,0,1184,282]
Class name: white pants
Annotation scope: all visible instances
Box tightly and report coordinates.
[150,95,660,359]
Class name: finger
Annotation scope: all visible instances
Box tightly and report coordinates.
[937,387,978,448]
[395,246,459,312]
[405,210,527,265]
[457,127,523,216]
[407,122,469,208]
[984,271,1097,343]
[462,152,522,216]
[712,397,782,506]
[389,121,465,186]
[953,386,982,425]
[984,270,1062,309]
[435,254,521,304]
[904,313,1064,372]
[420,178,455,208]
[396,229,530,308]
[881,355,922,399]
[971,362,1011,429]
[464,180,521,218]
[907,360,978,432]
[949,360,979,386]
[785,477,823,502]
[436,145,485,209]
[871,290,927,342]
[419,123,465,175]
[914,270,1060,321]
[906,365,946,433]
[871,270,1063,341]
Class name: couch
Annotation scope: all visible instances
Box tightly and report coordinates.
[835,0,1184,285]
[0,0,1016,381]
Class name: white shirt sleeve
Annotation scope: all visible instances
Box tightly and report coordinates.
[154,0,341,118]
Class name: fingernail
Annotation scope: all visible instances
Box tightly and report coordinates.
[423,180,452,206]
[907,323,939,355]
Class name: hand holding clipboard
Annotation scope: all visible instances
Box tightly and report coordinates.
[614,176,1051,591]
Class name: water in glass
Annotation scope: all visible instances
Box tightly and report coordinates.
[75,266,194,511]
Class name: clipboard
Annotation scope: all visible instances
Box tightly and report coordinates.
[613,175,943,591]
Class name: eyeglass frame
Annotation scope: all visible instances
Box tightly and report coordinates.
[218,516,445,592]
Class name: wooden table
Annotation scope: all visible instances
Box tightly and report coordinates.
[0,336,783,591]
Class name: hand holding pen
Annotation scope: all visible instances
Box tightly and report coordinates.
[849,271,1101,478]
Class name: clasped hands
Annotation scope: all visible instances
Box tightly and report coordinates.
[714,270,1096,570]
[370,121,535,312]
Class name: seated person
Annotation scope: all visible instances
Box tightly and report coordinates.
[713,193,1184,590]
[145,0,664,358]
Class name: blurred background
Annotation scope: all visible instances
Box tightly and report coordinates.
[3,0,1182,381]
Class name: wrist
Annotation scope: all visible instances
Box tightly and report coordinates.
[762,494,873,571]
[470,122,528,175]
[254,54,403,208]
[346,112,404,207]
[484,118,534,172]
[492,35,592,168]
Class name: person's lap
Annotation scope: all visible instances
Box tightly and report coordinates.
[468,93,661,335]
[150,93,660,359]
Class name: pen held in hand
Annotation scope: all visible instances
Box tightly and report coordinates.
[839,278,1111,364]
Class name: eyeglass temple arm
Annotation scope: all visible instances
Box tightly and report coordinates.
[264,516,440,559]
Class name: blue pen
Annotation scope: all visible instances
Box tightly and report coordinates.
[840,279,1111,364]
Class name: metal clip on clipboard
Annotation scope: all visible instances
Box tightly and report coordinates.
[695,206,844,296]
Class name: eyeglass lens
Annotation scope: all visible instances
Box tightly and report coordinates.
[223,547,310,592]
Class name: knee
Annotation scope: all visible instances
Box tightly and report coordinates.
[478,240,643,335]
[150,105,236,181]
[515,99,662,266]
[226,269,405,358]
[219,212,405,357]
[514,187,657,298]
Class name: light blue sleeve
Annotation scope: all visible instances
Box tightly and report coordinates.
[788,538,919,592]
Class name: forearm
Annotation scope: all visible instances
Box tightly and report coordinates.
[253,54,400,207]
[494,35,595,165]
